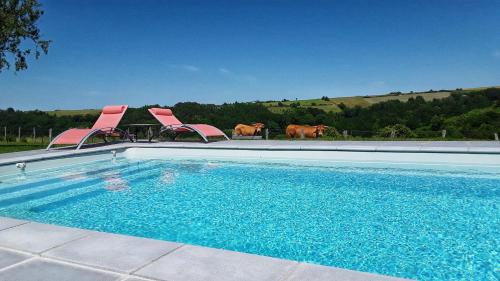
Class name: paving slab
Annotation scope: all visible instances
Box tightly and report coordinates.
[0,216,28,230]
[134,245,298,281]
[0,248,31,269]
[287,263,413,281]
[44,231,182,273]
[0,222,89,253]
[0,258,121,281]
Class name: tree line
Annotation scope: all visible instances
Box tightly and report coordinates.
[0,88,499,140]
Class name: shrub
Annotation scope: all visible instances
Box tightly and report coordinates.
[389,91,402,96]
[325,127,341,138]
[337,102,347,110]
[378,124,415,138]
[321,96,330,101]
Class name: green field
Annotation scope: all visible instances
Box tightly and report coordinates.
[0,143,46,154]
[263,96,369,113]
[263,91,455,113]
[262,86,499,113]
[47,109,101,117]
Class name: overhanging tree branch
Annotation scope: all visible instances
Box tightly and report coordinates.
[0,0,51,72]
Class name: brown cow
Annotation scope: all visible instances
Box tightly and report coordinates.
[234,123,265,136]
[286,124,328,139]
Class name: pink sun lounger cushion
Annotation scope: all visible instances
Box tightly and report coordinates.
[50,105,128,146]
[148,107,227,141]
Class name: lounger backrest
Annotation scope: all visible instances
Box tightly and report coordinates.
[148,108,183,126]
[91,105,128,129]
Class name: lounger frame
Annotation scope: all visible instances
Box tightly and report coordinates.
[159,125,230,143]
[47,127,132,150]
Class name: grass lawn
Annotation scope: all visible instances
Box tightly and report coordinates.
[0,143,47,154]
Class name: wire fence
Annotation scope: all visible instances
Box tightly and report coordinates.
[0,126,499,144]
[229,128,500,141]
[0,126,57,144]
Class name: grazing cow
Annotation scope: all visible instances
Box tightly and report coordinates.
[286,124,328,139]
[234,123,265,136]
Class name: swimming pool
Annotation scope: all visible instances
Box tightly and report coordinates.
[0,151,498,280]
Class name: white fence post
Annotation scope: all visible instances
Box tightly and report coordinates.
[300,128,305,139]
[390,129,396,139]
[49,128,52,143]
[17,127,21,142]
[33,127,36,142]
[441,130,446,138]
[343,130,348,139]
[265,128,269,140]
[495,133,499,141]
[3,126,6,142]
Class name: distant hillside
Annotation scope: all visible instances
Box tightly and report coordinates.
[3,87,499,140]
[262,86,499,113]
[43,86,500,116]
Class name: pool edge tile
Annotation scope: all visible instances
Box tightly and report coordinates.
[43,231,184,274]
[287,263,415,281]
[0,221,90,254]
[0,258,122,281]
[0,248,32,269]
[0,217,29,231]
[133,244,299,281]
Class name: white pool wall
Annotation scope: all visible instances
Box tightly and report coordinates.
[1,147,499,176]
[0,152,115,176]
[123,147,500,166]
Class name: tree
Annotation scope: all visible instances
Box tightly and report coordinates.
[0,0,50,72]
[378,124,415,138]
[430,115,444,130]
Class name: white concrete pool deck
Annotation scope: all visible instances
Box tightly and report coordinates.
[1,140,498,280]
[0,217,411,281]
[1,140,499,166]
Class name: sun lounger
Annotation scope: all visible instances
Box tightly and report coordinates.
[148,108,229,142]
[47,105,131,150]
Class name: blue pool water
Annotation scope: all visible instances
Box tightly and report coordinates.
[0,158,498,280]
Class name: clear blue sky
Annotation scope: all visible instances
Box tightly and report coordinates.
[1,0,499,110]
